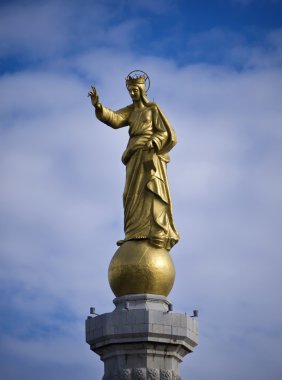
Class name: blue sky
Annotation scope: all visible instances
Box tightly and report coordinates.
[1,0,282,379]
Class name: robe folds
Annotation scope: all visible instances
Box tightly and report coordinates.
[96,103,179,250]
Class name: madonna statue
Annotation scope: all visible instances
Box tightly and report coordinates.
[88,71,179,252]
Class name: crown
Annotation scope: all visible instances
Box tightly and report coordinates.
[125,70,150,92]
[125,75,146,86]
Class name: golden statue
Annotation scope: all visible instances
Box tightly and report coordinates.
[88,71,179,297]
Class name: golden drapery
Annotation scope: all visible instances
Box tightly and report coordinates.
[96,103,179,250]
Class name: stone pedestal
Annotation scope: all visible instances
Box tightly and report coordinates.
[86,294,198,380]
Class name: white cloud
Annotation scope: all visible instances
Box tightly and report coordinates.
[0,0,147,62]
[0,2,69,57]
[184,27,282,69]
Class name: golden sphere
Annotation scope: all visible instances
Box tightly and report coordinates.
[108,240,175,297]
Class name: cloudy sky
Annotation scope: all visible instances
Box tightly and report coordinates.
[1,0,282,379]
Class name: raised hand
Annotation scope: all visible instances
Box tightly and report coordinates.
[88,86,100,108]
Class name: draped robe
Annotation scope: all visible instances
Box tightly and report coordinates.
[96,103,179,250]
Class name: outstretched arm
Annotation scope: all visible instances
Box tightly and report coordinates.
[88,86,129,129]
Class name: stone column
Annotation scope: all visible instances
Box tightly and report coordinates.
[86,294,198,380]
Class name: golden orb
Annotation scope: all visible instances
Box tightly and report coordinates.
[108,240,175,297]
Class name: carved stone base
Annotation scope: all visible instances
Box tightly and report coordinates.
[102,368,181,380]
[86,294,198,380]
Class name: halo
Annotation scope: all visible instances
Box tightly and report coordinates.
[126,70,150,92]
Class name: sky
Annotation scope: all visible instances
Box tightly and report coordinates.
[0,0,282,379]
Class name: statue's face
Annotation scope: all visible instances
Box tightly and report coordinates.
[128,86,141,101]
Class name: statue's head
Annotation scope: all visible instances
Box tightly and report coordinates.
[125,70,150,105]
[127,85,143,102]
